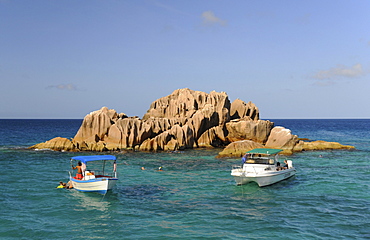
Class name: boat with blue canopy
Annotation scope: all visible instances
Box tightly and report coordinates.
[69,155,118,194]
[231,148,296,187]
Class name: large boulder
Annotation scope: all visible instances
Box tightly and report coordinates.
[293,140,355,151]
[29,137,76,151]
[216,140,264,158]
[265,126,299,154]
[226,119,274,144]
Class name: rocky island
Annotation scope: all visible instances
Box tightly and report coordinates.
[30,88,354,157]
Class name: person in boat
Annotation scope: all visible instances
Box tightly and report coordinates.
[158,166,163,171]
[72,161,83,179]
[283,160,289,169]
[276,162,282,171]
[241,153,249,164]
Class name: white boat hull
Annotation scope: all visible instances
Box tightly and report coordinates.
[231,168,296,187]
[70,177,118,194]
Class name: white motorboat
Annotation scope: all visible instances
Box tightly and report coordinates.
[69,155,118,194]
[231,148,296,187]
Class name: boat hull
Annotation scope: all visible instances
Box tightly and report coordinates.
[70,177,118,194]
[232,168,296,187]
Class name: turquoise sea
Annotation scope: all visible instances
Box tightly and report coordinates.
[0,119,369,239]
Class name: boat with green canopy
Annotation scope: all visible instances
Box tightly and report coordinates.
[231,148,296,187]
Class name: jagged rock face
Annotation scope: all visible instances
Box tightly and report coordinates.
[197,126,226,148]
[143,88,230,126]
[139,122,195,151]
[73,107,120,151]
[64,89,240,152]
[139,88,233,151]
[73,107,121,143]
[226,119,274,144]
[104,117,150,150]
[230,99,259,121]
[29,88,355,154]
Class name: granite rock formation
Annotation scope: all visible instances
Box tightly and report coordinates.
[29,88,355,155]
[293,140,355,152]
[31,137,76,151]
[226,119,274,144]
[216,140,264,158]
[264,126,300,154]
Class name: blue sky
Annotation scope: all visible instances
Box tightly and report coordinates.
[1,0,369,119]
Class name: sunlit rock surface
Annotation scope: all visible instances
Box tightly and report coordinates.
[29,88,355,155]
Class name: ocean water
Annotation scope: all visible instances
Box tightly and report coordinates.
[0,119,369,239]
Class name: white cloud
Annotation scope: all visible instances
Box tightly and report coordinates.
[46,84,78,91]
[201,11,227,26]
[313,63,364,80]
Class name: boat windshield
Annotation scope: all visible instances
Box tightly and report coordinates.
[245,155,275,165]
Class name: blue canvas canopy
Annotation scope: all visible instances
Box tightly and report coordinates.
[71,155,116,164]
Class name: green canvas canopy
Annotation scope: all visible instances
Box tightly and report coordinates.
[246,148,282,155]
